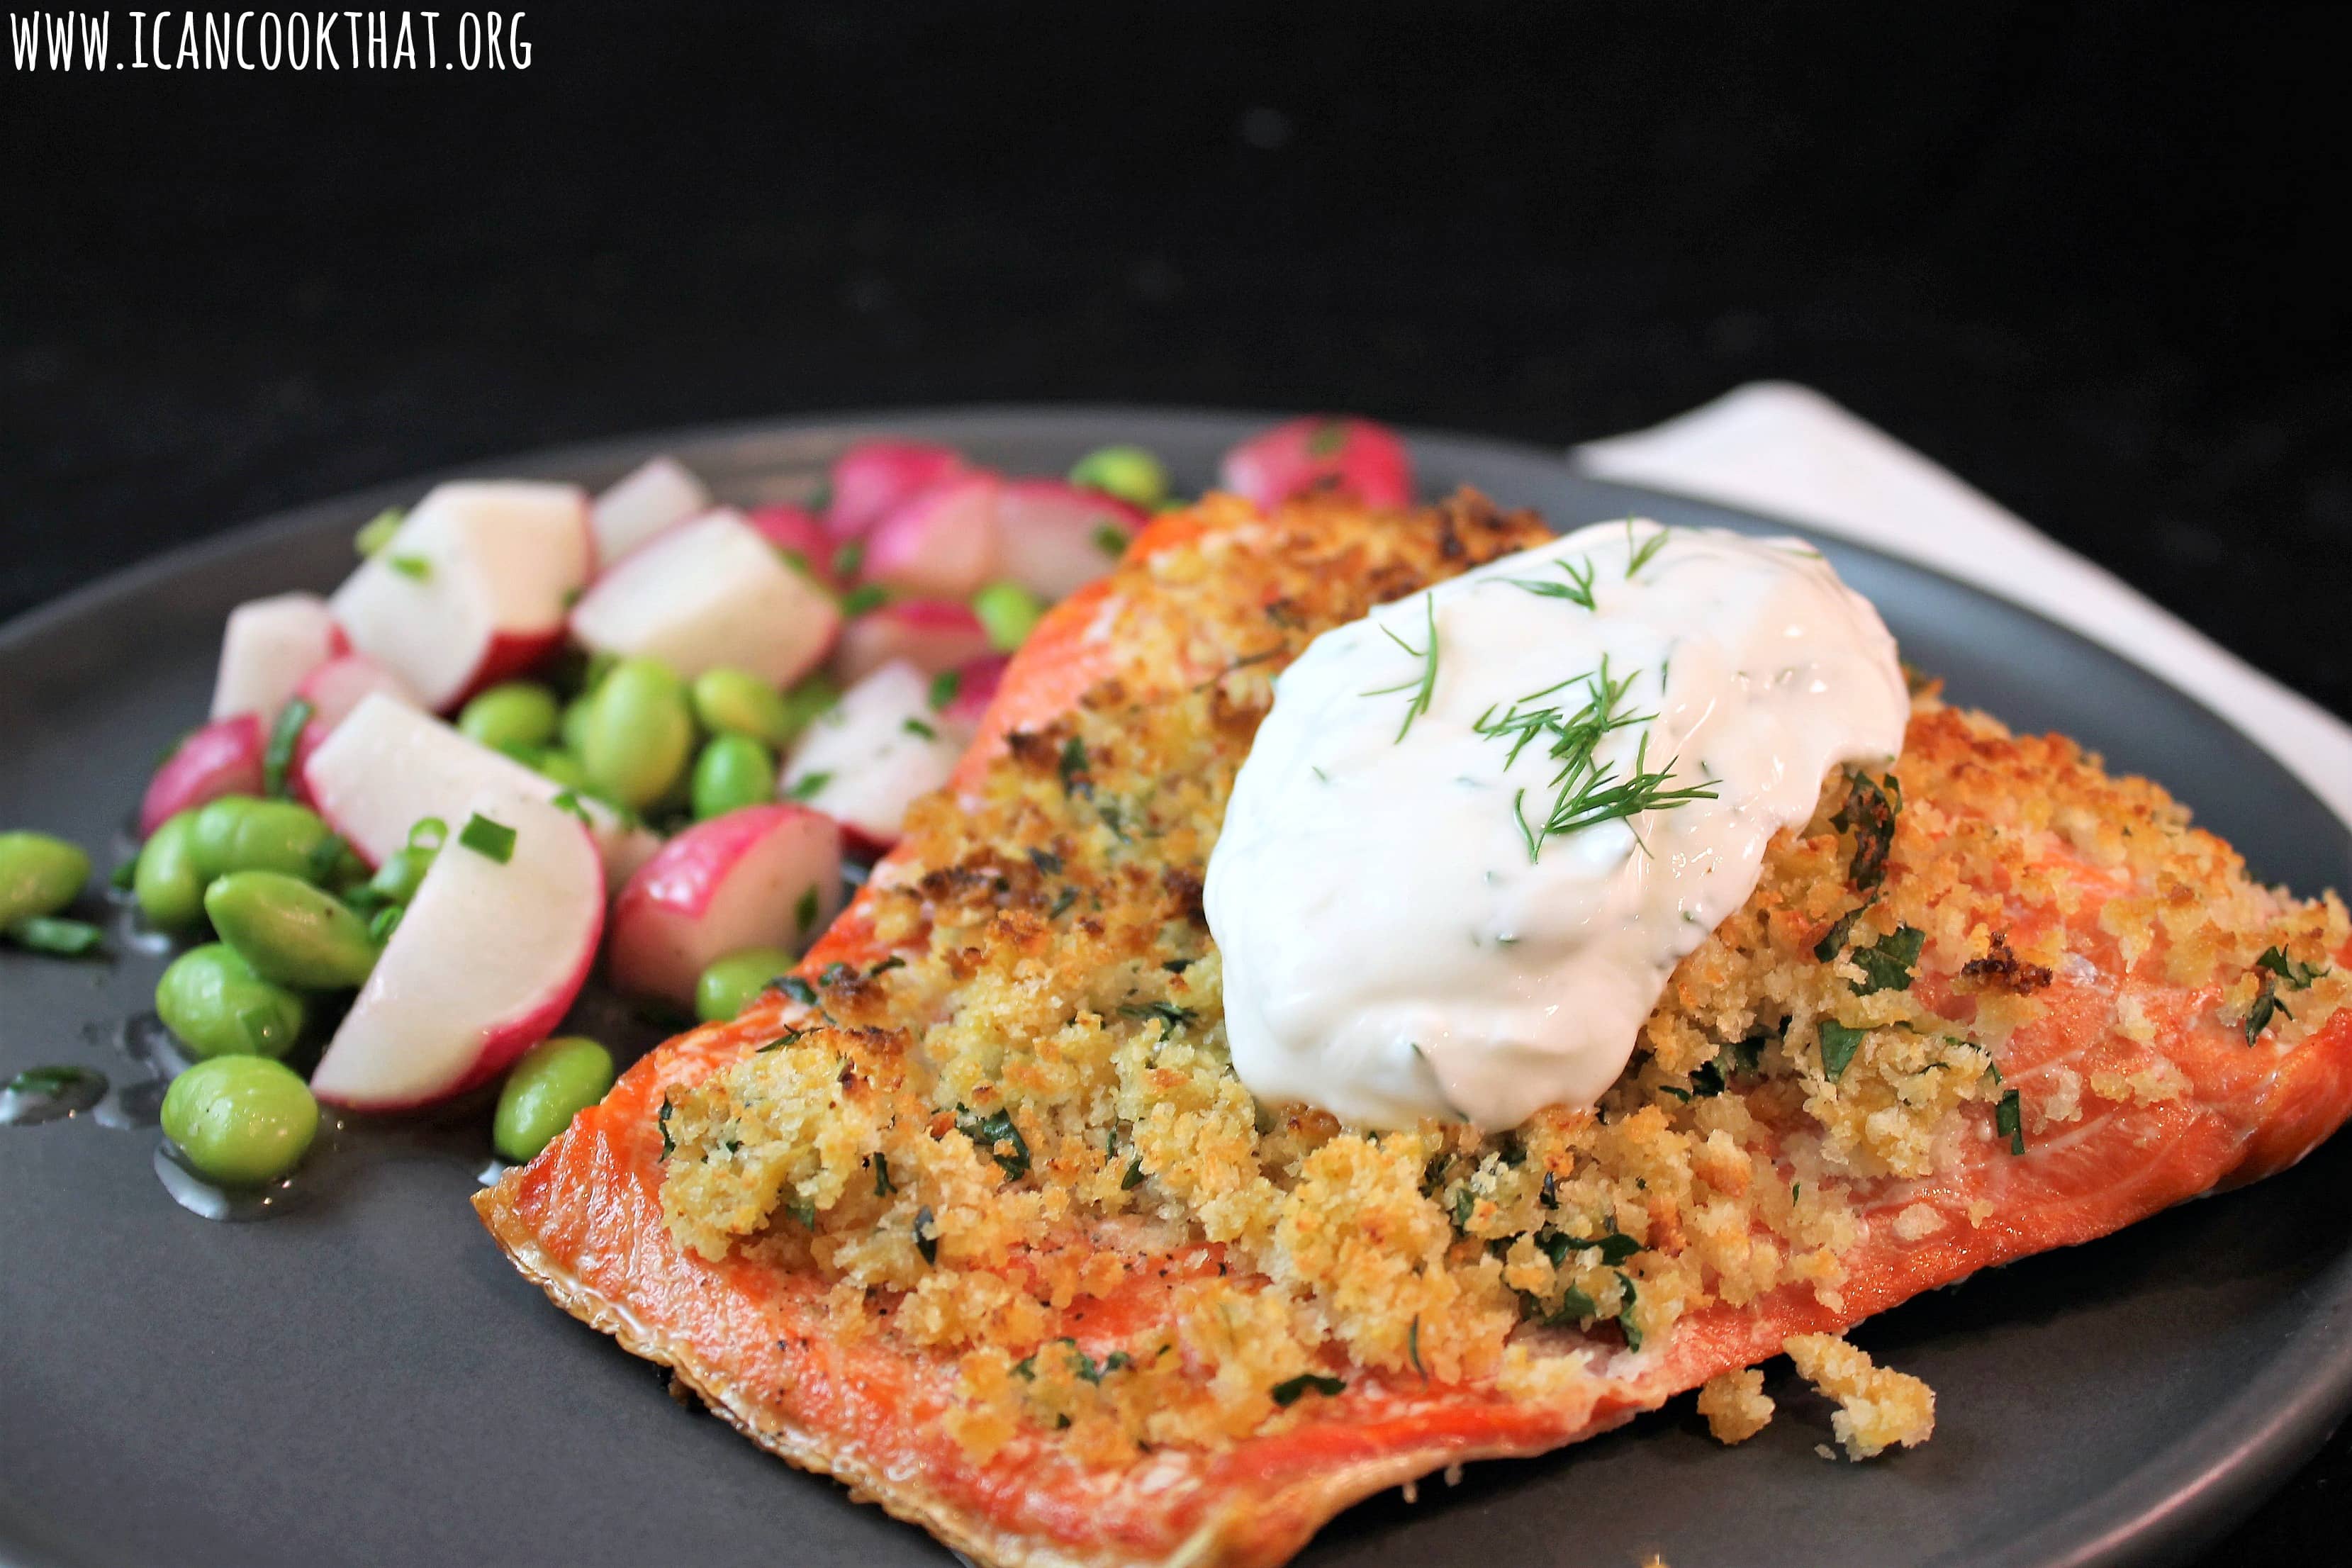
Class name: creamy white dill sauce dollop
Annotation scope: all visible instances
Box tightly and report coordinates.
[1204,521,1909,1130]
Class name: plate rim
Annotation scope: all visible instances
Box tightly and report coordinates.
[1,403,2344,1568]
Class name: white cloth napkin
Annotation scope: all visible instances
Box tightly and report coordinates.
[1574,381,2352,835]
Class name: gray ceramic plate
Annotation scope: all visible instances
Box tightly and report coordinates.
[4,410,2349,1568]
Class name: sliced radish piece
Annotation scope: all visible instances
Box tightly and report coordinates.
[1218,415,1414,510]
[209,593,347,725]
[780,661,965,851]
[310,787,604,1111]
[330,481,593,712]
[607,804,844,1007]
[992,479,1144,600]
[744,503,840,590]
[301,693,657,890]
[830,599,995,684]
[862,474,999,599]
[826,439,967,539]
[569,509,841,688]
[591,456,710,565]
[293,652,422,732]
[140,715,264,836]
[937,653,1009,730]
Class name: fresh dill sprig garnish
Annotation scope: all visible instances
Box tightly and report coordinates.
[1508,555,1597,610]
[1624,520,1671,578]
[1474,657,1716,863]
[1359,593,1440,743]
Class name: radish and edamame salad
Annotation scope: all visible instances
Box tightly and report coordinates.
[0,417,1414,1204]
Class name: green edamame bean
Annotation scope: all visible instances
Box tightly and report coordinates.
[972,581,1046,652]
[530,748,590,790]
[155,943,306,1060]
[690,667,795,746]
[0,831,90,929]
[493,1036,616,1163]
[133,812,208,930]
[1068,444,1170,510]
[691,735,778,821]
[695,947,798,1023]
[775,674,841,747]
[189,797,334,883]
[161,1055,318,1186]
[581,657,695,811]
[559,695,595,754]
[366,844,438,907]
[203,871,380,990]
[458,682,561,751]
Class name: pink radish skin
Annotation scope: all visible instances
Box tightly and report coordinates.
[140,715,265,836]
[608,804,844,1007]
[991,479,1145,600]
[1218,415,1415,510]
[862,474,1000,600]
[310,788,605,1111]
[831,599,995,684]
[939,653,1009,730]
[826,440,968,540]
[295,652,422,732]
[744,503,841,590]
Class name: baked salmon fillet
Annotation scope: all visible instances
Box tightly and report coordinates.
[476,491,2352,1568]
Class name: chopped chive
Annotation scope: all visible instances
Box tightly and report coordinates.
[1270,1372,1345,1406]
[109,858,137,891]
[457,812,517,864]
[1995,1087,2025,1154]
[408,817,449,852]
[367,905,403,943]
[902,717,938,741]
[839,584,886,617]
[1093,523,1129,559]
[795,886,819,935]
[387,553,432,581]
[928,669,961,712]
[831,540,864,580]
[783,771,832,802]
[352,507,404,556]
[262,696,313,798]
[549,789,593,826]
[6,917,105,957]
[1818,1020,1866,1082]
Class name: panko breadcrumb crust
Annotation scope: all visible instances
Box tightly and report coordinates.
[478,491,2352,1568]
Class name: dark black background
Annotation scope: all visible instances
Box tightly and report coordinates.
[4,2,2347,1560]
